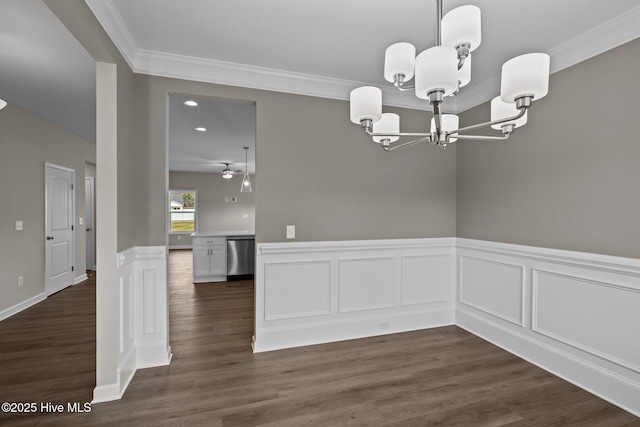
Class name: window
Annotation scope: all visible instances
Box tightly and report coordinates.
[169,190,197,233]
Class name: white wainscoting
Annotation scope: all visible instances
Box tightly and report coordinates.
[111,246,172,401]
[116,248,137,395]
[254,238,456,353]
[456,238,640,417]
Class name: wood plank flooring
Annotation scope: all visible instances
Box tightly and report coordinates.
[1,250,638,426]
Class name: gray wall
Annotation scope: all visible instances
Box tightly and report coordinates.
[457,37,640,259]
[0,104,95,312]
[135,76,457,245]
[168,171,256,246]
[46,0,137,253]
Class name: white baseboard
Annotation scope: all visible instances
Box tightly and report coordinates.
[254,307,453,353]
[0,292,47,321]
[136,344,173,369]
[91,368,136,404]
[1,273,89,321]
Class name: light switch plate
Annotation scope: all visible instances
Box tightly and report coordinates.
[286,225,295,239]
[79,217,84,225]
[15,220,23,231]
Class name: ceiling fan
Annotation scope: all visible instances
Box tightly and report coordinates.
[220,163,243,179]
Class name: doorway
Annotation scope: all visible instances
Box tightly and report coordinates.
[44,162,75,296]
[167,93,257,350]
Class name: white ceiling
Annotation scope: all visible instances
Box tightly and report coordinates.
[0,0,96,143]
[3,1,640,173]
[169,95,256,174]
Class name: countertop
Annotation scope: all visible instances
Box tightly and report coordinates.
[191,231,255,238]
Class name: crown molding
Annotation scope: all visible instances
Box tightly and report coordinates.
[84,0,137,70]
[548,4,640,75]
[133,48,431,111]
[86,0,640,113]
[452,5,640,113]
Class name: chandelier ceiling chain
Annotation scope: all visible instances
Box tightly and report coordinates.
[349,0,550,152]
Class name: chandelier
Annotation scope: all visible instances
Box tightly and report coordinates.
[349,0,550,151]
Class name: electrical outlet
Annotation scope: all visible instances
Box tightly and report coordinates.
[18,276,23,287]
[286,225,295,239]
[177,235,181,241]
[379,321,390,330]
[243,214,249,219]
[15,220,23,231]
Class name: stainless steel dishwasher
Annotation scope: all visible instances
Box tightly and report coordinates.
[226,236,255,279]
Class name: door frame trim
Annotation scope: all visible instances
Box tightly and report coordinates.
[85,176,96,271]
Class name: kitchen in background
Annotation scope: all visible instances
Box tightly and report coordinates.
[168,95,256,282]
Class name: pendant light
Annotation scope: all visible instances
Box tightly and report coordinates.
[241,147,252,192]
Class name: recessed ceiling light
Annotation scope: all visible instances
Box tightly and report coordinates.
[195,127,207,132]
[184,100,198,107]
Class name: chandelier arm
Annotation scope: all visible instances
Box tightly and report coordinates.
[453,133,511,141]
[383,136,433,152]
[365,129,432,138]
[449,106,527,135]
[394,83,416,91]
[393,74,415,91]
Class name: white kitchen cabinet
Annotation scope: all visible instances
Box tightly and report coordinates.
[192,236,227,283]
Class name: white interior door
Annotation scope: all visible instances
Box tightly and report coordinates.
[45,162,75,296]
[85,177,95,270]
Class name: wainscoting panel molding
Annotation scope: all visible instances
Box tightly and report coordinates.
[111,246,172,401]
[254,238,456,353]
[401,254,452,306]
[264,260,332,320]
[456,238,640,417]
[459,255,525,326]
[532,269,640,374]
[338,257,395,313]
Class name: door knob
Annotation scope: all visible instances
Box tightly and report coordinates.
[86,228,91,232]
[46,236,54,240]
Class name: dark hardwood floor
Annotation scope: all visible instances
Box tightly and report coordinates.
[1,250,638,426]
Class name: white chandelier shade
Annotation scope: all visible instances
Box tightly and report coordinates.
[373,113,400,143]
[491,97,528,129]
[350,86,382,124]
[0,99,7,110]
[349,0,551,152]
[414,46,459,99]
[501,53,551,103]
[384,43,416,83]
[441,5,481,52]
